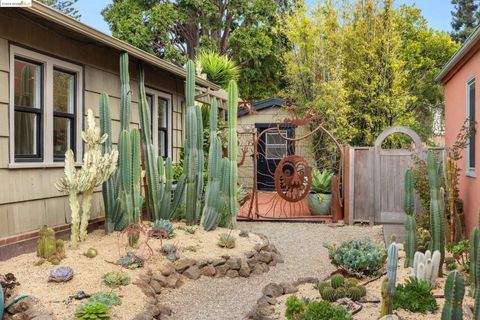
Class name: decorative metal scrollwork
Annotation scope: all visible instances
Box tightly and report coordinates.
[274,155,312,202]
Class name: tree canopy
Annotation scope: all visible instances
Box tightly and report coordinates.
[283,0,459,146]
[39,0,81,19]
[102,0,293,101]
[451,0,479,43]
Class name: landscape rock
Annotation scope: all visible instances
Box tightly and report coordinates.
[159,262,175,276]
[212,258,226,266]
[226,270,239,278]
[149,279,163,294]
[239,262,251,277]
[134,279,156,298]
[152,273,168,287]
[215,264,229,277]
[201,265,216,277]
[47,266,73,282]
[262,283,284,297]
[272,253,284,264]
[156,304,172,317]
[257,251,273,264]
[280,282,297,294]
[226,257,242,270]
[257,295,277,305]
[183,265,201,280]
[174,258,196,273]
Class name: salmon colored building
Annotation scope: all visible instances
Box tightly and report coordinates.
[437,27,480,235]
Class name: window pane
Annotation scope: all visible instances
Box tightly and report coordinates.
[469,81,476,168]
[14,111,39,156]
[14,59,41,108]
[53,70,75,113]
[158,98,167,128]
[267,131,287,145]
[159,130,166,157]
[266,146,287,159]
[53,117,72,156]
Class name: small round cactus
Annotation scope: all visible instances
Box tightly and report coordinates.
[321,286,336,302]
[357,284,367,297]
[330,274,345,289]
[347,286,362,301]
[315,281,330,295]
[344,278,358,288]
[334,287,346,300]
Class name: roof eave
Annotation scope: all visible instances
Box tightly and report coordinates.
[25,1,220,91]
[436,25,480,83]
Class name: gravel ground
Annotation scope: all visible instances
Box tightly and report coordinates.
[160,222,384,320]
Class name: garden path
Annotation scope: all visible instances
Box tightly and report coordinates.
[160,222,384,319]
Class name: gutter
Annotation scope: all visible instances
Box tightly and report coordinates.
[436,25,480,83]
[25,1,220,91]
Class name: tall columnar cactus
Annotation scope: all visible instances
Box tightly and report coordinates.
[427,150,445,277]
[441,270,465,320]
[201,99,225,230]
[412,250,441,286]
[225,80,239,227]
[385,241,398,315]
[137,63,186,221]
[470,213,480,298]
[119,53,131,133]
[404,168,417,268]
[118,129,144,246]
[381,277,392,316]
[55,109,118,248]
[184,60,204,225]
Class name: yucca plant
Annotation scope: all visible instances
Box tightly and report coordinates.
[197,51,239,88]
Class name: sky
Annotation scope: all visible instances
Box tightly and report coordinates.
[76,0,455,35]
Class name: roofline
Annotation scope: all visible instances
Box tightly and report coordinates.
[436,25,480,83]
[25,1,220,91]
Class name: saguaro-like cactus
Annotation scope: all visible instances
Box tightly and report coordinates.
[404,168,417,268]
[427,150,445,277]
[470,214,480,298]
[184,60,204,225]
[225,80,239,227]
[441,270,465,320]
[201,99,225,230]
[384,241,398,316]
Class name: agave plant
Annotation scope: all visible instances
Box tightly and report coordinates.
[197,51,239,88]
[311,169,334,194]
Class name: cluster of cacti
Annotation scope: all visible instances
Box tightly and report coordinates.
[55,109,118,248]
[381,242,398,316]
[153,219,174,238]
[201,99,227,231]
[441,270,465,320]
[317,274,366,302]
[137,64,186,221]
[411,250,441,286]
[218,233,236,248]
[404,168,417,268]
[427,150,445,277]
[36,225,65,265]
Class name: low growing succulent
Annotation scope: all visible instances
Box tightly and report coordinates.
[218,233,236,249]
[285,296,352,320]
[393,277,438,313]
[75,302,110,320]
[117,252,144,269]
[161,243,179,262]
[152,219,174,239]
[103,271,130,288]
[87,292,121,307]
[323,238,387,276]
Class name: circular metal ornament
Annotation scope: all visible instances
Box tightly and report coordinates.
[274,155,312,202]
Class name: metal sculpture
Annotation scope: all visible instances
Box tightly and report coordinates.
[274,155,312,202]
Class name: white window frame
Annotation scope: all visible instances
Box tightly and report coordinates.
[145,87,172,158]
[466,77,476,178]
[9,45,83,168]
[265,130,288,160]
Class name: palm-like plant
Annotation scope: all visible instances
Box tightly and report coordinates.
[197,51,240,88]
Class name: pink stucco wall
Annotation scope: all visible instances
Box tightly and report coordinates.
[444,51,480,235]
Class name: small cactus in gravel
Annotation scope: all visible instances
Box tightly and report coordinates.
[315,281,330,294]
[347,286,362,301]
[330,274,345,289]
[334,287,346,299]
[321,287,336,302]
[103,271,130,288]
[75,301,110,320]
[344,278,358,287]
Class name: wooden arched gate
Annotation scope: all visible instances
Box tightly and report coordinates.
[345,126,424,230]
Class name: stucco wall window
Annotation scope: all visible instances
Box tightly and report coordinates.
[9,45,83,167]
[467,77,476,177]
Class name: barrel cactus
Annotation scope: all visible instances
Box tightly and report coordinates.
[321,287,336,302]
[441,270,465,320]
[346,286,362,301]
[330,274,345,289]
[36,225,65,264]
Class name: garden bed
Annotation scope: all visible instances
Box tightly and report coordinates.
[265,249,475,319]
[0,222,280,319]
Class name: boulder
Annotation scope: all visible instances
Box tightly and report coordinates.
[134,279,156,298]
[152,273,168,287]
[257,251,273,264]
[239,262,251,277]
[215,264,229,277]
[262,283,284,298]
[150,279,163,294]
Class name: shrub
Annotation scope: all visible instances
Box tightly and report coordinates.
[75,302,110,320]
[285,296,306,320]
[393,278,439,313]
[323,238,387,276]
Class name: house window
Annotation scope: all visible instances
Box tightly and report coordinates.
[265,131,288,159]
[467,78,476,177]
[145,89,172,158]
[9,46,83,166]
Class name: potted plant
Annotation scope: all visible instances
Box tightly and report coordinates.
[308,169,334,215]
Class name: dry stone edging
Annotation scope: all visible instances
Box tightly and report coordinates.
[134,235,283,319]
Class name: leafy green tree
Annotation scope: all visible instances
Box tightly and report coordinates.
[451,0,479,43]
[102,0,293,100]
[38,0,81,19]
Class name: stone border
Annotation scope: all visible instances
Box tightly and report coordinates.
[133,234,284,319]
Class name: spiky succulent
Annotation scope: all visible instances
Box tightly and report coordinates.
[314,281,330,294]
[218,233,236,249]
[103,272,130,288]
[347,286,362,301]
[344,278,359,288]
[357,284,367,297]
[334,287,346,299]
[321,286,336,302]
[75,302,110,320]
[153,219,174,238]
[330,274,345,289]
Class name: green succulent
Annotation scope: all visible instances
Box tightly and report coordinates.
[393,277,438,313]
[218,233,236,249]
[314,281,330,294]
[330,274,345,288]
[153,219,174,238]
[311,169,334,193]
[334,287,346,299]
[323,238,387,276]
[286,296,352,320]
[346,286,362,301]
[321,286,336,302]
[103,271,130,288]
[344,278,358,288]
[356,284,367,297]
[75,302,110,320]
[86,292,121,308]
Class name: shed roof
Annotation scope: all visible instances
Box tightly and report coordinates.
[238,97,285,116]
[436,25,480,83]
